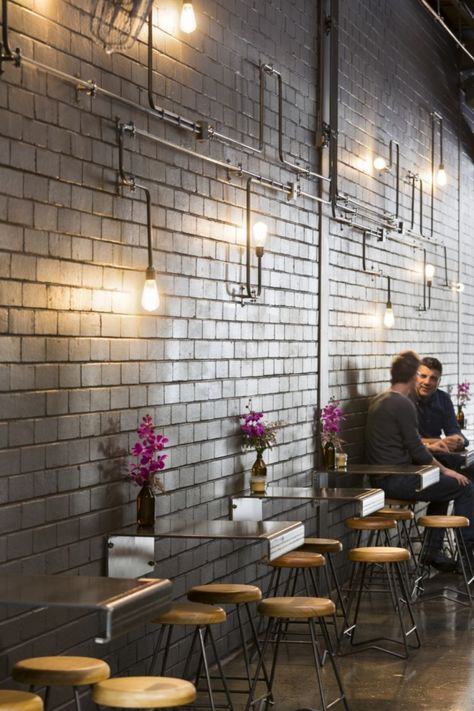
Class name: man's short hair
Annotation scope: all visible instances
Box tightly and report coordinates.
[390,350,421,385]
[420,356,443,375]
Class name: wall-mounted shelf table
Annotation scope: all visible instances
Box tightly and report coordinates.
[230,486,384,521]
[319,463,440,491]
[107,519,305,578]
[0,574,172,644]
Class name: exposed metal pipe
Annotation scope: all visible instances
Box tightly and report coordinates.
[418,0,474,65]
[0,0,21,73]
[127,123,330,205]
[211,63,268,154]
[147,8,212,137]
[329,0,339,217]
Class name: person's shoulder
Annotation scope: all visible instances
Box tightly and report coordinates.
[437,389,452,404]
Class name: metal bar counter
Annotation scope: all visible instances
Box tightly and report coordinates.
[230,486,384,521]
[0,575,172,644]
[107,519,305,578]
[319,463,440,491]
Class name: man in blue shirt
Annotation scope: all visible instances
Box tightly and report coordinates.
[415,357,473,476]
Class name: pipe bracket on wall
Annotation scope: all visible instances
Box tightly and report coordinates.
[0,0,21,75]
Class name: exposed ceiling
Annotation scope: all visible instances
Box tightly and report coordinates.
[423,0,474,131]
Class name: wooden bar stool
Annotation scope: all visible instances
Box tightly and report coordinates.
[264,550,326,598]
[0,690,43,711]
[149,601,233,711]
[296,538,349,632]
[341,546,421,659]
[370,507,418,575]
[414,515,474,604]
[246,597,349,711]
[92,676,196,708]
[187,584,272,707]
[344,517,396,594]
[12,656,110,711]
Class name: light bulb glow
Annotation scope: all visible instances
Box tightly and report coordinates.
[383,303,394,328]
[425,263,435,282]
[436,164,447,186]
[180,2,197,33]
[452,282,465,293]
[141,269,160,311]
[252,221,268,248]
[373,155,387,171]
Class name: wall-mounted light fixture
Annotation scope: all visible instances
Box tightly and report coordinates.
[236,177,268,306]
[419,249,434,312]
[431,112,447,187]
[373,139,400,218]
[180,1,197,33]
[118,121,159,312]
[383,276,394,328]
[90,0,154,54]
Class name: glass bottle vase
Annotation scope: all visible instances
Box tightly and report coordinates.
[250,450,267,493]
[457,405,465,430]
[323,440,336,469]
[137,484,155,526]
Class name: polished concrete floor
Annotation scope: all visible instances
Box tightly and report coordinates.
[224,571,474,711]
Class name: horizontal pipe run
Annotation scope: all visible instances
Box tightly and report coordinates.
[130,125,330,205]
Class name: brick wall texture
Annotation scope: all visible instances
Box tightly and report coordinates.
[0,0,473,697]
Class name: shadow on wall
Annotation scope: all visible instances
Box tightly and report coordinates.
[342,358,381,463]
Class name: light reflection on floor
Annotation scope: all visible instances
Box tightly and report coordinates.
[227,572,474,711]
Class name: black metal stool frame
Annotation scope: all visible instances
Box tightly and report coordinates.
[246,612,349,711]
[341,557,421,659]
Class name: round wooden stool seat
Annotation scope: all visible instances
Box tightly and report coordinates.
[0,690,43,711]
[385,498,415,506]
[348,546,410,563]
[12,657,111,687]
[371,507,414,521]
[268,551,326,568]
[188,583,262,604]
[345,516,395,530]
[298,538,343,553]
[418,515,469,528]
[152,601,226,626]
[92,677,196,708]
[258,596,335,619]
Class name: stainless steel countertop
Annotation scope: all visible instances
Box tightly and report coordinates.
[0,574,172,644]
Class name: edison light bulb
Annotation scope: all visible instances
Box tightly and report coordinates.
[141,267,160,311]
[383,303,394,328]
[373,155,387,171]
[180,2,197,33]
[436,164,447,186]
[425,263,435,284]
[252,221,268,249]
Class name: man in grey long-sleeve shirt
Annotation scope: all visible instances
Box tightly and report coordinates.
[366,350,474,571]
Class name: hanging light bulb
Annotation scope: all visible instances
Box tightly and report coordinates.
[252,221,268,254]
[180,1,197,33]
[383,275,394,328]
[436,163,447,186]
[141,266,160,311]
[383,303,394,328]
[425,263,435,286]
[373,155,387,171]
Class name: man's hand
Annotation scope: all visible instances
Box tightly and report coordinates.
[443,468,470,486]
[425,439,449,453]
[443,434,465,452]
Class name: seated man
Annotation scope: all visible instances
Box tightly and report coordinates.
[365,350,474,572]
[415,356,473,476]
